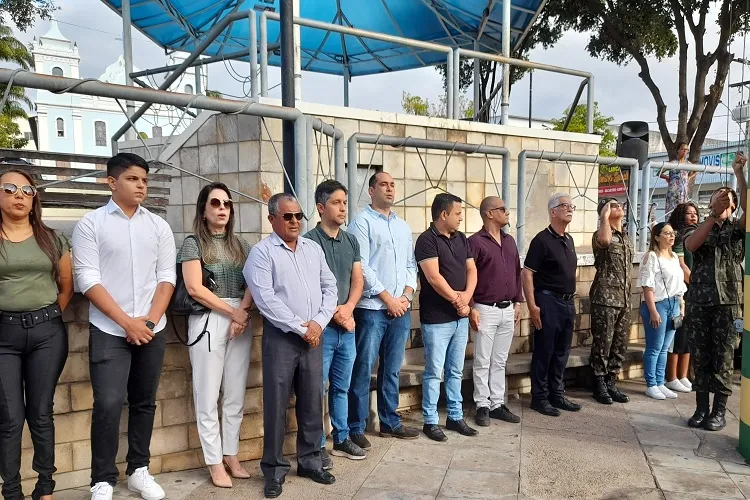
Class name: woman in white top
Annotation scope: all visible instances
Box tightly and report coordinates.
[639,222,687,400]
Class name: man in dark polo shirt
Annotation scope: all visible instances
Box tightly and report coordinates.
[415,193,478,441]
[304,180,367,467]
[521,193,581,417]
[468,196,524,427]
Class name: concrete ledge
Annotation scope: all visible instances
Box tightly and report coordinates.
[371,345,646,389]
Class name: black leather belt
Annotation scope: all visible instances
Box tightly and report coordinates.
[539,289,576,301]
[476,301,513,309]
[0,304,62,328]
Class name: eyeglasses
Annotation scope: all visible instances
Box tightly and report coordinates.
[609,202,621,209]
[281,212,304,222]
[554,203,576,211]
[2,183,36,197]
[659,231,676,237]
[486,206,508,214]
[209,198,233,209]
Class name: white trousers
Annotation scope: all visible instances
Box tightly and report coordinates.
[472,303,515,410]
[188,298,252,465]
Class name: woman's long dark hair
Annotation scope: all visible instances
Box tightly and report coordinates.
[668,202,700,233]
[193,182,246,265]
[0,169,62,280]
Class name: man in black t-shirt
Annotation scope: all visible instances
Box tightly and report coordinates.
[415,193,478,441]
[521,193,582,417]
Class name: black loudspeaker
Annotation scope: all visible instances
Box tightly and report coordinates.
[617,121,649,167]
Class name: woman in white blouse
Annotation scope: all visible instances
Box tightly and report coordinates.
[639,222,687,400]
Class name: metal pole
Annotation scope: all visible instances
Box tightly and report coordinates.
[249,10,258,98]
[304,116,314,231]
[195,64,202,115]
[586,75,594,134]
[500,0,511,125]
[453,49,460,119]
[281,0,296,193]
[335,134,345,185]
[517,151,527,252]
[293,0,302,102]
[639,162,651,252]
[528,71,533,128]
[112,10,251,144]
[122,0,136,141]
[294,116,308,230]
[501,149,511,219]
[343,67,350,107]
[445,50,453,118]
[473,41,480,121]
[628,163,640,242]
[260,12,269,97]
[347,135,359,223]
[130,48,270,79]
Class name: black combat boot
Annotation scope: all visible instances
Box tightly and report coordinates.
[593,375,613,405]
[687,391,710,428]
[704,393,728,431]
[606,373,630,403]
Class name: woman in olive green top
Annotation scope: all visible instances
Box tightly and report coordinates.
[178,182,253,489]
[0,169,73,500]
[665,202,700,393]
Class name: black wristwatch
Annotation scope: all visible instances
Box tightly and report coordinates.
[145,320,156,331]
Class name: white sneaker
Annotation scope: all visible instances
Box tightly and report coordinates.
[679,377,693,391]
[665,379,690,393]
[127,466,166,500]
[646,386,666,400]
[658,385,678,399]
[90,482,113,500]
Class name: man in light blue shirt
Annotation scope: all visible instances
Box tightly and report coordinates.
[347,172,419,446]
[244,193,338,498]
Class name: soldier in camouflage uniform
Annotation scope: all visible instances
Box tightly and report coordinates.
[589,198,633,405]
[683,152,747,431]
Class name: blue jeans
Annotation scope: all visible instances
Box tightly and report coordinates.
[321,326,356,446]
[641,298,679,388]
[348,309,411,434]
[422,319,469,424]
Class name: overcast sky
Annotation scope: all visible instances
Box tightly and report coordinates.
[9,0,749,145]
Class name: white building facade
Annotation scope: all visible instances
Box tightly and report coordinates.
[28,18,205,158]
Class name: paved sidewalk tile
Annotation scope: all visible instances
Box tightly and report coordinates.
[653,466,744,499]
[438,469,518,499]
[361,463,446,496]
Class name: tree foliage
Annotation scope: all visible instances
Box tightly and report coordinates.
[550,103,617,156]
[0,114,28,149]
[401,92,473,119]
[0,21,35,148]
[0,0,56,32]
[536,0,749,161]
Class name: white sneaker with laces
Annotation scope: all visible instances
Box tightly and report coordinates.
[658,385,678,399]
[127,466,166,500]
[646,386,666,400]
[665,379,690,393]
[90,482,113,500]
[679,377,693,391]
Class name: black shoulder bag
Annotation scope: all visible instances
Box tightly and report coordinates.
[169,235,218,351]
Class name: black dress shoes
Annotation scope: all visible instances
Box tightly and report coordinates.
[264,478,283,498]
[530,399,561,417]
[423,424,448,442]
[446,418,479,436]
[550,396,582,412]
[297,467,336,485]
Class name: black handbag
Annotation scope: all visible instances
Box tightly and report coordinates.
[169,235,218,350]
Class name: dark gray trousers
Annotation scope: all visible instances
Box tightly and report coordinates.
[260,320,323,481]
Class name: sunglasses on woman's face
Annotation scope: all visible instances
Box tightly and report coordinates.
[209,198,232,209]
[281,212,304,222]
[2,183,37,197]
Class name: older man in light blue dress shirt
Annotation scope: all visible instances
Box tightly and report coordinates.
[347,172,420,448]
[244,193,338,498]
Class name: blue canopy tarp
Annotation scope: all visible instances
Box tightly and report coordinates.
[100,0,544,77]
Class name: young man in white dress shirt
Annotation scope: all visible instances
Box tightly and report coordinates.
[72,153,176,500]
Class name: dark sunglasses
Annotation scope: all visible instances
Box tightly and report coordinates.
[209,198,233,209]
[486,206,508,214]
[2,183,37,197]
[281,212,304,222]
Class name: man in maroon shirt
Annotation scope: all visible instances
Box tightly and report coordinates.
[468,196,524,427]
